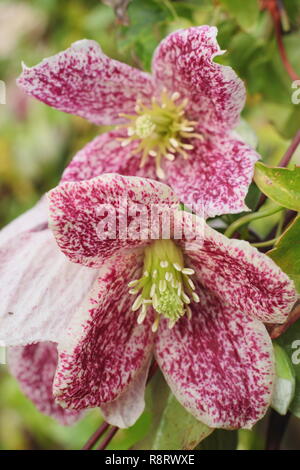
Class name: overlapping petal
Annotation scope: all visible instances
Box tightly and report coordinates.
[0,229,98,346]
[53,251,154,409]
[48,174,179,267]
[8,342,82,425]
[18,40,154,126]
[165,134,259,218]
[61,129,157,183]
[100,356,152,428]
[175,211,297,324]
[152,26,246,135]
[155,287,274,429]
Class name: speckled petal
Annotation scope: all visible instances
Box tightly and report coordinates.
[176,211,297,324]
[48,174,179,267]
[100,356,152,428]
[152,26,245,135]
[155,288,274,429]
[53,251,154,409]
[18,39,154,126]
[165,134,259,218]
[8,342,82,425]
[0,197,47,248]
[61,129,157,183]
[0,229,98,346]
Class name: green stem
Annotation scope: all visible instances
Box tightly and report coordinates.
[224,206,284,239]
[158,0,179,20]
[251,237,278,248]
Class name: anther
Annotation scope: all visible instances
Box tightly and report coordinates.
[160,260,168,268]
[171,92,180,101]
[132,295,143,311]
[182,268,195,275]
[173,263,182,272]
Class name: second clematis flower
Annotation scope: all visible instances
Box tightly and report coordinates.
[40,173,296,430]
[18,25,258,218]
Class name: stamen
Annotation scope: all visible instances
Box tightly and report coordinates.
[182,268,195,275]
[152,317,160,332]
[129,240,200,330]
[159,280,167,292]
[150,283,156,298]
[169,138,179,148]
[117,89,203,178]
[129,288,139,295]
[173,263,182,271]
[156,167,165,179]
[132,295,143,311]
[137,305,147,324]
[160,260,168,268]
[171,92,180,101]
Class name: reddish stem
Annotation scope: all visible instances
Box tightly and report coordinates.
[96,426,119,450]
[278,129,300,167]
[274,21,299,82]
[82,360,158,450]
[262,0,300,81]
[82,421,110,450]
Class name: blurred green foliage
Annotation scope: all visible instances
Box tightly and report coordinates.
[0,0,300,450]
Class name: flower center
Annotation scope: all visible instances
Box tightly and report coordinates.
[119,90,203,179]
[128,239,200,332]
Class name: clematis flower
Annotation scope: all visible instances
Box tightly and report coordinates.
[18,25,259,219]
[25,172,295,430]
[0,198,98,424]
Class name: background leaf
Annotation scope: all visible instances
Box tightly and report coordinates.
[135,372,213,450]
[268,216,300,292]
[219,0,259,31]
[254,163,300,211]
[277,319,300,418]
[271,342,296,415]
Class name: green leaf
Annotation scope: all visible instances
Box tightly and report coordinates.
[268,216,300,292]
[152,393,213,450]
[271,342,295,415]
[277,319,300,417]
[254,162,300,211]
[197,429,238,450]
[219,0,259,31]
[134,371,212,450]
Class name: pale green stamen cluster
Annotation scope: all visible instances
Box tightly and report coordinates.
[119,89,203,179]
[128,240,200,332]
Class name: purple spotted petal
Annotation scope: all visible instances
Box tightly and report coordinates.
[176,212,297,324]
[100,356,151,428]
[0,229,98,346]
[152,26,245,135]
[155,288,274,429]
[18,40,154,126]
[48,174,179,267]
[8,342,82,425]
[61,129,157,183]
[164,134,259,218]
[54,252,154,409]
